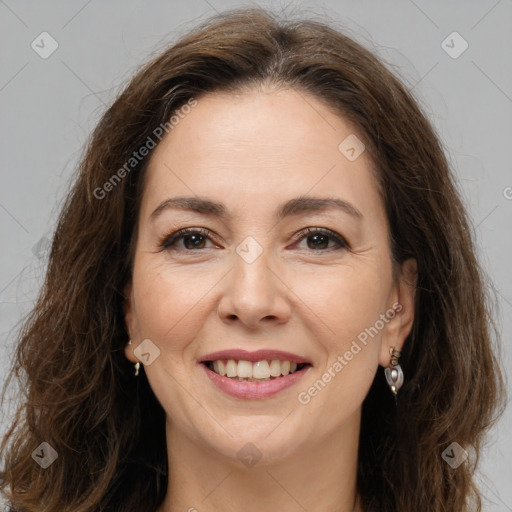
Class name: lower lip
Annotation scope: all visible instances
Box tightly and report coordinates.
[201,363,311,399]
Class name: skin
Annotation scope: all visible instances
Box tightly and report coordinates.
[124,87,417,512]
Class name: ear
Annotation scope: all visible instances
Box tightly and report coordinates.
[123,281,139,364]
[378,258,418,367]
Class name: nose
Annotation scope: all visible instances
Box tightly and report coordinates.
[217,247,292,330]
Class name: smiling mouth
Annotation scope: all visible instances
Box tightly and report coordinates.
[203,359,311,382]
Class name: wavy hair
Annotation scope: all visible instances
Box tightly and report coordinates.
[0,7,506,511]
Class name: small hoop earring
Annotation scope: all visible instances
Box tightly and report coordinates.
[128,340,140,377]
[384,346,404,397]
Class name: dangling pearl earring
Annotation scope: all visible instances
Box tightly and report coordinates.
[128,340,140,377]
[384,346,404,397]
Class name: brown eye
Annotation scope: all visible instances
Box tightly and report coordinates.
[306,232,330,250]
[160,228,217,251]
[294,228,349,252]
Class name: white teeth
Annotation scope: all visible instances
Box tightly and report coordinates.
[217,360,226,376]
[225,360,237,377]
[269,360,281,377]
[253,361,271,379]
[208,359,305,379]
[237,360,252,378]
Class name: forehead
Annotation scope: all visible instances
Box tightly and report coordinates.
[141,88,383,224]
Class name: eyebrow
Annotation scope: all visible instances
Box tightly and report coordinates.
[149,195,363,222]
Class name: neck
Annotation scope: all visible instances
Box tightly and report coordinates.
[156,411,363,512]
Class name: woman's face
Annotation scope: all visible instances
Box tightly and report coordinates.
[124,87,416,463]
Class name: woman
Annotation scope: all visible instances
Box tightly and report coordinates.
[0,7,505,512]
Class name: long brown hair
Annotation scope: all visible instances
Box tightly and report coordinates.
[0,7,506,511]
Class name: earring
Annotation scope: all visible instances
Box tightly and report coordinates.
[128,340,141,377]
[384,346,404,396]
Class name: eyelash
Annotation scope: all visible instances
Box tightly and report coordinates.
[159,227,350,253]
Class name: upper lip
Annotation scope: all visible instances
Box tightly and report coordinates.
[198,349,311,364]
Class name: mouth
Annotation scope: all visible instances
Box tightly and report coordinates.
[198,349,312,399]
[202,359,311,382]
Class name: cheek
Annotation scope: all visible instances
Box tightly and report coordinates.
[291,261,391,348]
[131,257,210,348]
[294,269,386,422]
[290,264,389,416]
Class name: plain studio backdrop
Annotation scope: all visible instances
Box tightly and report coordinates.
[0,0,511,510]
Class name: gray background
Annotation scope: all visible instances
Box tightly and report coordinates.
[0,0,510,509]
